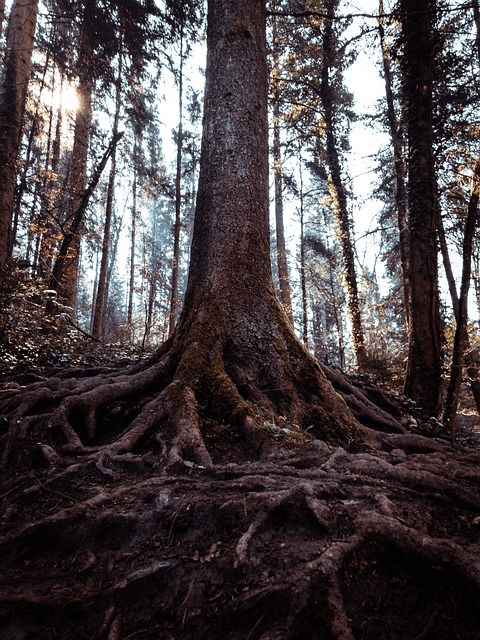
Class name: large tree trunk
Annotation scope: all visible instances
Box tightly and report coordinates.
[170,0,357,446]
[0,0,38,265]
[401,0,442,417]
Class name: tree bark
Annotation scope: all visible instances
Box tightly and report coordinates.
[0,0,38,265]
[401,0,442,417]
[320,0,366,368]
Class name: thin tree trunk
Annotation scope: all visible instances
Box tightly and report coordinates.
[142,274,156,349]
[49,132,124,302]
[443,159,480,430]
[473,0,480,57]
[25,182,39,265]
[38,78,64,278]
[89,248,99,333]
[0,0,39,265]
[31,63,57,275]
[10,111,39,258]
[127,142,138,335]
[401,0,442,417]
[0,0,5,41]
[474,250,480,318]
[59,76,93,308]
[10,28,55,259]
[104,211,123,326]
[320,0,366,368]
[168,25,184,337]
[378,0,410,325]
[298,155,308,345]
[92,55,122,340]
[331,268,345,369]
[272,12,293,326]
[437,205,480,416]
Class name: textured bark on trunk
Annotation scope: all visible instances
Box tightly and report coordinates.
[401,0,442,417]
[0,0,38,265]
[320,0,366,368]
[186,0,273,315]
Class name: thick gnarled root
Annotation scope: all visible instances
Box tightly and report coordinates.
[1,438,480,639]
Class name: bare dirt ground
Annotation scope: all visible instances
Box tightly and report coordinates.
[456,382,480,447]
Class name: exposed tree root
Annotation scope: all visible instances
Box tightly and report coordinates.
[1,300,478,638]
[0,296,409,473]
[1,438,479,639]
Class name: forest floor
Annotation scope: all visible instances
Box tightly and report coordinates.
[456,384,480,447]
[1,353,480,640]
